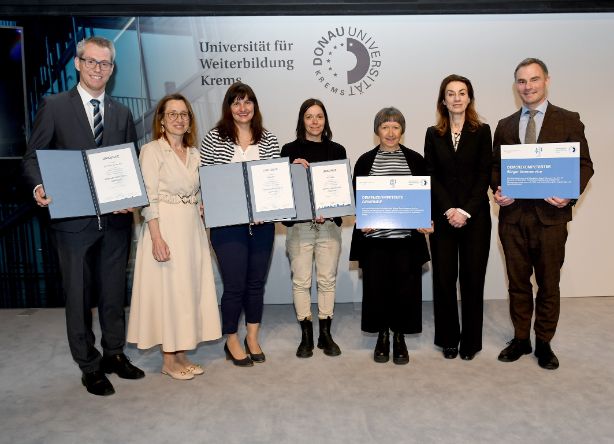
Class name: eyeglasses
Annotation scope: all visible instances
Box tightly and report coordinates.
[79,57,113,71]
[165,111,191,121]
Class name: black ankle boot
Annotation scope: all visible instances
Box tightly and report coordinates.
[296,319,314,358]
[317,317,341,356]
[374,329,390,363]
[392,331,409,365]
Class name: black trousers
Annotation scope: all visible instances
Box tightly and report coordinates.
[430,211,491,354]
[53,219,131,373]
[210,223,274,335]
[360,237,423,334]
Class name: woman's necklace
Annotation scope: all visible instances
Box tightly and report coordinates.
[452,131,461,151]
[451,122,463,151]
[172,144,188,166]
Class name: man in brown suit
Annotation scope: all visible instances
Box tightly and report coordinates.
[491,58,594,370]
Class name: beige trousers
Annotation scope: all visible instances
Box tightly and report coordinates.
[286,220,342,320]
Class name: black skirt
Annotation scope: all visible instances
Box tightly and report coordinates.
[360,236,424,334]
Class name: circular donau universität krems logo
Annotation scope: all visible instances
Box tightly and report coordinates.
[312,26,381,97]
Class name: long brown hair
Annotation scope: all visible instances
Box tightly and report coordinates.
[434,74,482,136]
[215,82,264,144]
[152,93,197,147]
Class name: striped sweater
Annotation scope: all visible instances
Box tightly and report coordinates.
[199,127,280,165]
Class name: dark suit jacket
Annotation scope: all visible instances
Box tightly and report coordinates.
[424,123,492,221]
[491,103,594,225]
[22,87,137,232]
[349,145,430,267]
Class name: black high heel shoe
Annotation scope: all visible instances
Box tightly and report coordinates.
[224,342,253,367]
[244,338,266,363]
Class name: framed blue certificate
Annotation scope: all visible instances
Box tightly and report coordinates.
[501,142,580,198]
[355,176,431,229]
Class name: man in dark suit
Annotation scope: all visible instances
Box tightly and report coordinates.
[23,36,144,395]
[491,58,594,370]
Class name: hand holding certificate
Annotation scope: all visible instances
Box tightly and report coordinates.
[87,148,143,205]
[289,159,355,222]
[199,158,297,228]
[37,143,148,219]
[310,162,353,212]
[501,142,580,199]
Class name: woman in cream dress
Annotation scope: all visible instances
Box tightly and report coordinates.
[128,93,221,380]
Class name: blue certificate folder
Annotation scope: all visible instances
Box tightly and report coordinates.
[289,159,355,222]
[199,157,297,228]
[501,142,580,199]
[37,143,148,219]
[355,176,431,229]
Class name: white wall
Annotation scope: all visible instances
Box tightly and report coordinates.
[141,14,614,302]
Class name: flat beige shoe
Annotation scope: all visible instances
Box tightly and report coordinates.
[186,364,204,375]
[161,367,194,380]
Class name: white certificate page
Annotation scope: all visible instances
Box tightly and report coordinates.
[87,147,142,204]
[250,162,295,212]
[310,163,352,211]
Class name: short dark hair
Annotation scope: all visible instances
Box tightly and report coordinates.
[514,58,549,79]
[373,107,405,134]
[215,82,264,145]
[295,98,333,142]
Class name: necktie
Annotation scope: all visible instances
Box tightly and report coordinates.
[91,99,103,147]
[524,109,538,144]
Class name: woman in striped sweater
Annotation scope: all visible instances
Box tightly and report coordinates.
[350,107,433,365]
[200,82,279,367]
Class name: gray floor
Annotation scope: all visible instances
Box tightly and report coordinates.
[1,298,613,444]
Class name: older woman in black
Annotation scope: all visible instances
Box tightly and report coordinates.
[424,74,492,361]
[350,107,433,365]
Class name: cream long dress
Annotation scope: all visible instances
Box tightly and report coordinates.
[127,138,221,351]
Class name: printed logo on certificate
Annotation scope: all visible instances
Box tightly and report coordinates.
[356,175,431,229]
[501,142,580,199]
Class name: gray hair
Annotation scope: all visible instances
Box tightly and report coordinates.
[373,107,405,134]
[514,57,548,79]
[76,36,116,63]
